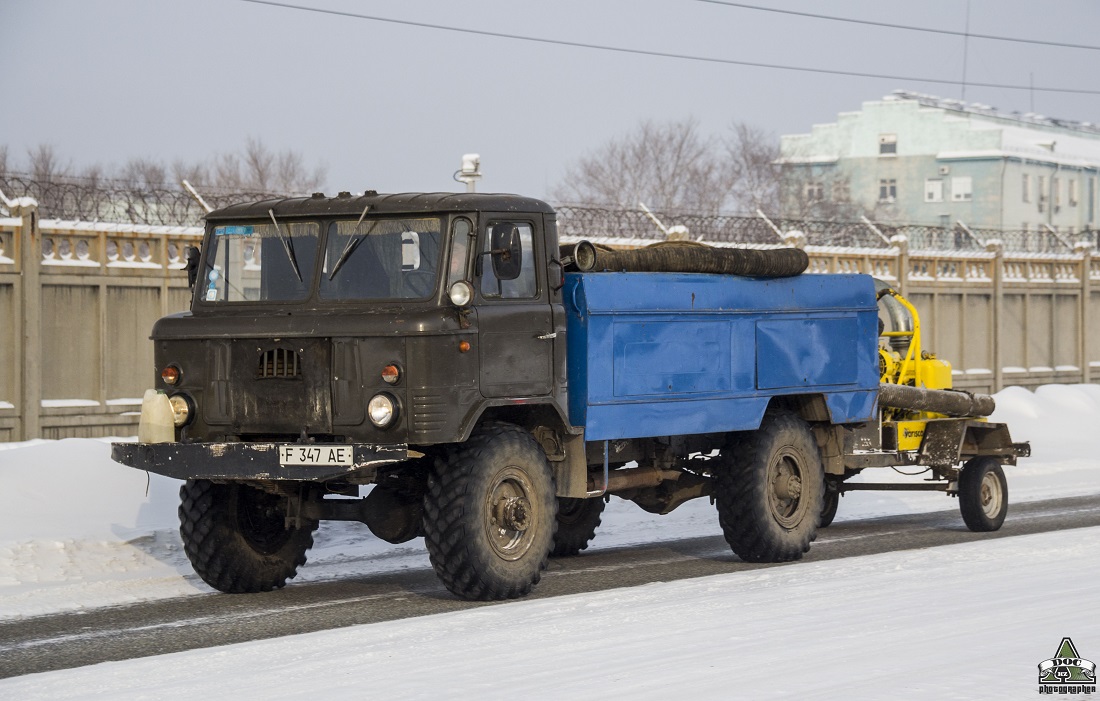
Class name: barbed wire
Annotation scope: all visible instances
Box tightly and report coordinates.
[556,204,1094,254]
[1,175,1093,253]
[0,175,281,228]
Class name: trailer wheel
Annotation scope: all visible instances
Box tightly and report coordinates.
[422,422,557,600]
[958,457,1008,532]
[552,497,605,556]
[716,411,824,562]
[820,483,840,528]
[178,479,316,593]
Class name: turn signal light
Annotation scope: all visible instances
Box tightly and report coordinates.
[161,365,181,385]
[381,364,400,385]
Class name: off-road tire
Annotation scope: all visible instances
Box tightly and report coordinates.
[958,457,1008,532]
[552,497,605,556]
[820,482,840,528]
[422,422,557,600]
[179,479,316,593]
[716,411,824,562]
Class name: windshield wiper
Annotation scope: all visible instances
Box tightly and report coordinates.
[268,208,303,283]
[327,204,375,280]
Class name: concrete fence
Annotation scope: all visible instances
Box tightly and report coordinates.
[0,200,200,440]
[1,202,1097,441]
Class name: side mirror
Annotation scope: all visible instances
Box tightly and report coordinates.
[489,223,522,281]
[184,246,201,289]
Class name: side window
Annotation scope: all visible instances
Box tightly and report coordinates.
[481,222,537,299]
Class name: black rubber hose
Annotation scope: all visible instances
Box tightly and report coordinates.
[570,240,809,278]
[878,383,996,418]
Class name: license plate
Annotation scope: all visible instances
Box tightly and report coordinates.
[278,445,354,466]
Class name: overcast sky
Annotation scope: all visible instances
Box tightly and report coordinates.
[2,0,1098,201]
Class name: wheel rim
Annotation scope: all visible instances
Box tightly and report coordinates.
[484,466,539,561]
[236,487,292,555]
[979,471,1003,518]
[768,450,807,529]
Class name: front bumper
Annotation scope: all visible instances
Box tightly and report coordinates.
[111,441,408,482]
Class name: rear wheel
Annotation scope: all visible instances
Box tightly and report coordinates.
[178,479,316,593]
[958,457,1008,532]
[422,422,557,600]
[716,411,824,562]
[552,497,605,556]
[820,482,840,528]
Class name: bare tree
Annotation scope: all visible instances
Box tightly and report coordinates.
[723,123,781,213]
[119,157,168,189]
[170,159,209,189]
[242,137,275,191]
[554,119,800,217]
[0,144,8,177]
[553,119,731,214]
[78,162,106,190]
[27,143,70,183]
[273,149,324,194]
[201,138,324,194]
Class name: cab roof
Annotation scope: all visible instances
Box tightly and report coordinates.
[205,191,555,222]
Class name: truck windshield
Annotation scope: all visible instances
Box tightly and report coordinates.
[319,217,443,300]
[202,222,320,302]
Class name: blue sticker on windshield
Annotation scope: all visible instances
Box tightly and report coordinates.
[214,225,254,236]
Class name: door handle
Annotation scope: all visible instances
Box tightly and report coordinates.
[536,332,557,340]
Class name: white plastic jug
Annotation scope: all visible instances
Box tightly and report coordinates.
[138,389,175,443]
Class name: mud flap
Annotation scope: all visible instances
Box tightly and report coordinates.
[920,419,1030,468]
[919,419,969,469]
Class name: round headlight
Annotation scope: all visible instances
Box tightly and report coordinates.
[168,394,192,427]
[448,280,473,307]
[368,393,397,428]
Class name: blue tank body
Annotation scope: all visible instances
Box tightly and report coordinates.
[564,272,880,441]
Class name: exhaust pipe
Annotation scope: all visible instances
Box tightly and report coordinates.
[587,464,681,493]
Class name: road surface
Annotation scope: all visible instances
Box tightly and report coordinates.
[2,494,1098,678]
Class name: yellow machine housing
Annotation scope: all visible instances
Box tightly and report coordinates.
[877,288,969,450]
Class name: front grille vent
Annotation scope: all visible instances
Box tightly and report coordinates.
[258,348,301,378]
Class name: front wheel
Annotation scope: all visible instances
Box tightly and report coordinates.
[178,479,316,593]
[716,411,824,562]
[422,422,557,600]
[958,457,1008,532]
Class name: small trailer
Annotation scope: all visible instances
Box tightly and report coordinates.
[111,192,1028,600]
